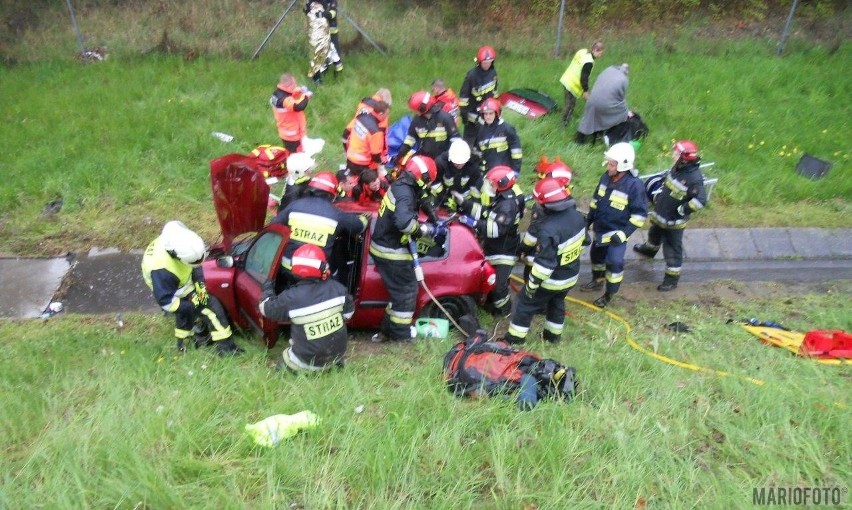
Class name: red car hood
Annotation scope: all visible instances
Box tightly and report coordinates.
[210,154,270,251]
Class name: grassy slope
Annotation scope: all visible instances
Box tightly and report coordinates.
[0,3,851,255]
[1,284,849,508]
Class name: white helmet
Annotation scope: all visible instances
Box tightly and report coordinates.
[603,142,635,173]
[286,152,316,181]
[161,221,206,266]
[448,139,471,165]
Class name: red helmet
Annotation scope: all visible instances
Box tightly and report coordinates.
[404,155,438,187]
[307,171,339,195]
[533,177,572,210]
[484,165,517,193]
[408,90,436,115]
[535,156,573,187]
[290,244,330,280]
[673,140,700,162]
[477,45,496,63]
[478,97,502,116]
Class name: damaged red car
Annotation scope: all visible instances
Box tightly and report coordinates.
[202,154,497,347]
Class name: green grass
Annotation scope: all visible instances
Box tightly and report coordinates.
[1,3,851,255]
[1,285,849,508]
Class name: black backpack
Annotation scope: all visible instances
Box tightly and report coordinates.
[604,111,649,146]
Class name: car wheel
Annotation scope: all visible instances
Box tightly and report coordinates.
[419,295,478,328]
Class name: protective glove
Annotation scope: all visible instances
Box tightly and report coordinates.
[603,230,627,245]
[458,215,478,230]
[450,191,466,207]
[583,229,593,247]
[418,222,436,238]
[191,281,209,307]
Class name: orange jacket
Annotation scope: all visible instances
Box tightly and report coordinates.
[350,95,389,160]
[434,88,461,126]
[270,85,309,142]
[344,110,385,168]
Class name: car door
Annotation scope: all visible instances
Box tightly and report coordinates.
[234,230,286,343]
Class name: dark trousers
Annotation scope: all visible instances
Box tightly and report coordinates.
[374,257,417,340]
[506,287,569,343]
[174,295,232,342]
[562,90,578,126]
[589,242,627,295]
[488,262,514,312]
[281,139,301,153]
[648,224,684,276]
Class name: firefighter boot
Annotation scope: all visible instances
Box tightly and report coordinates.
[542,330,562,343]
[216,337,245,356]
[657,275,679,292]
[176,339,186,353]
[593,293,612,308]
[580,275,605,292]
[633,243,658,258]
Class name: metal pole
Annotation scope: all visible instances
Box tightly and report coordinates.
[340,10,387,56]
[251,0,299,61]
[64,0,86,54]
[776,0,799,56]
[554,0,567,57]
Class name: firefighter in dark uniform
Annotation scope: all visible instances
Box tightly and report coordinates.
[276,152,316,213]
[519,157,574,279]
[455,166,523,316]
[459,45,498,145]
[396,90,462,164]
[633,140,707,291]
[580,142,647,308]
[141,221,243,355]
[272,171,369,278]
[260,244,354,371]
[505,178,586,344]
[434,139,480,210]
[324,0,343,73]
[369,155,440,342]
[473,98,522,174]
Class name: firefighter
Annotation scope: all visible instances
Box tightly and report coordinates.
[342,99,390,180]
[504,178,586,344]
[581,142,647,308]
[455,166,523,316]
[324,0,343,73]
[519,157,575,278]
[260,244,354,371]
[304,1,339,84]
[369,155,440,343]
[431,78,461,126]
[396,90,461,164]
[434,139,480,210]
[473,98,522,174]
[141,221,244,355]
[633,140,707,291]
[270,73,311,153]
[276,152,316,213]
[272,171,369,278]
[459,45,499,145]
[559,41,605,127]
